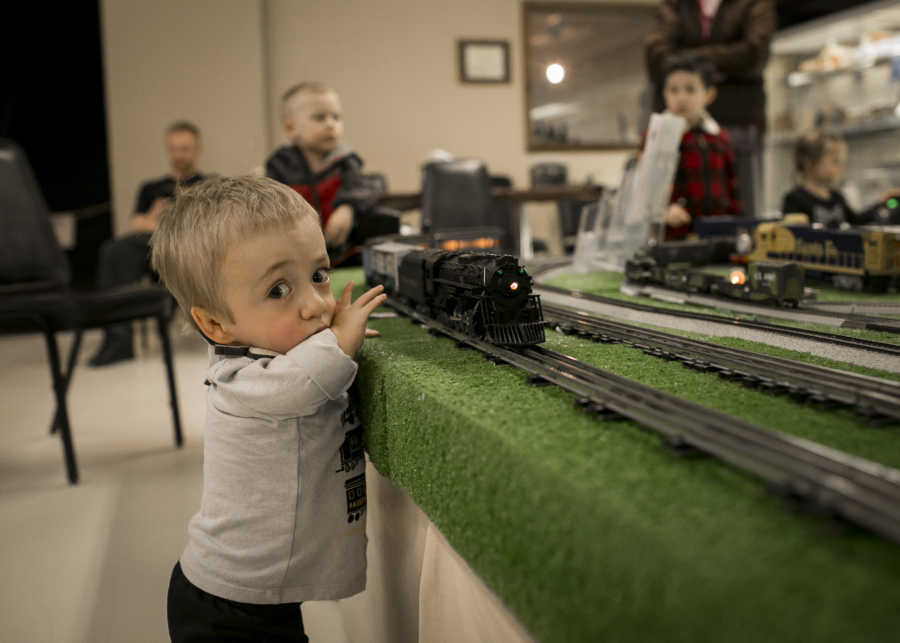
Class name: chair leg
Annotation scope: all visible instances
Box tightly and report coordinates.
[156,314,183,447]
[50,329,83,435]
[140,318,150,352]
[43,331,79,484]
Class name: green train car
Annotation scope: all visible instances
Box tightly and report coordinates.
[625,251,805,307]
[709,261,804,307]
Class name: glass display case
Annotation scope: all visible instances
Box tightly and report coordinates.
[764,0,900,212]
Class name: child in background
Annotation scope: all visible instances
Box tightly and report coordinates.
[151,176,385,642]
[782,130,900,228]
[266,82,375,258]
[659,56,741,240]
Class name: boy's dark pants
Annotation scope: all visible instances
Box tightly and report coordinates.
[167,562,308,643]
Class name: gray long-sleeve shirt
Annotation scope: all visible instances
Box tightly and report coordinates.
[180,329,367,604]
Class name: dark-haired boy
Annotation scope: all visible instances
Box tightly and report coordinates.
[659,57,741,240]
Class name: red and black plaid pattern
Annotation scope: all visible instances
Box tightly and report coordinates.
[667,127,741,240]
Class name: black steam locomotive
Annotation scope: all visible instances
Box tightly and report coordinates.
[364,241,546,345]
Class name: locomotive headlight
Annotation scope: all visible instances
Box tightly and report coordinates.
[509,281,519,291]
[736,232,753,255]
[729,269,746,285]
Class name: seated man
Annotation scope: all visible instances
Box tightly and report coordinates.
[88,121,206,367]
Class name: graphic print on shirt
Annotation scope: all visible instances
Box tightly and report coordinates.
[340,401,358,430]
[812,204,845,228]
[345,473,366,523]
[336,425,364,474]
[337,395,366,522]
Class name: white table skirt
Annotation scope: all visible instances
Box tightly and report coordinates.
[302,459,537,643]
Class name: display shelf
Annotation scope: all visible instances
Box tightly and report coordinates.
[772,0,900,56]
[770,114,900,145]
[764,3,900,210]
[784,55,896,87]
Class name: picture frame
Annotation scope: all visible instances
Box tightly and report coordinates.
[458,39,511,84]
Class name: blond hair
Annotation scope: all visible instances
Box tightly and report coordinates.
[150,176,316,322]
[281,81,335,123]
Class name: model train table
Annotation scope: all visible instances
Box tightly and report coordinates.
[335,267,900,643]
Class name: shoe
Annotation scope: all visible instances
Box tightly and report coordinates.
[87,341,135,367]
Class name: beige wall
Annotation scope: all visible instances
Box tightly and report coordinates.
[101,0,268,234]
[102,0,656,234]
[265,0,642,192]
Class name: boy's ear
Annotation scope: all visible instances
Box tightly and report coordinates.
[190,306,234,345]
[704,86,718,107]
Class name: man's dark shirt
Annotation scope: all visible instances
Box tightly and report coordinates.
[135,173,205,214]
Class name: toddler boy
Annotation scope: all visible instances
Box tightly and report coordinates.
[151,176,385,641]
[266,82,374,256]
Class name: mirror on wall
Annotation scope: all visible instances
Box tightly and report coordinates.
[523,2,659,151]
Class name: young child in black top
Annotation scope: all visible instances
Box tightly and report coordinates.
[782,130,900,228]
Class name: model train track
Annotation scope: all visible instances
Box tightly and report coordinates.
[625,283,900,333]
[543,304,900,423]
[533,283,900,358]
[385,295,900,545]
[807,300,900,316]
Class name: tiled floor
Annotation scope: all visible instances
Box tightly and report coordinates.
[0,326,350,642]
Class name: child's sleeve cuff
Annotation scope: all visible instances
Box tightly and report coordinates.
[284,329,357,399]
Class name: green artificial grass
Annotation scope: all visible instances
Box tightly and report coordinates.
[332,268,900,643]
[552,317,900,383]
[811,281,900,302]
[544,270,900,345]
[545,332,900,467]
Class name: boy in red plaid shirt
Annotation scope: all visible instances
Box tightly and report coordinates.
[659,56,741,240]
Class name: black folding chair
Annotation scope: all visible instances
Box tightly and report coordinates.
[0,138,182,484]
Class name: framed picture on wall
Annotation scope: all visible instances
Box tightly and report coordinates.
[458,39,510,83]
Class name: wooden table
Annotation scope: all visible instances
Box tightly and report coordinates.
[375,185,603,211]
[376,185,604,258]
